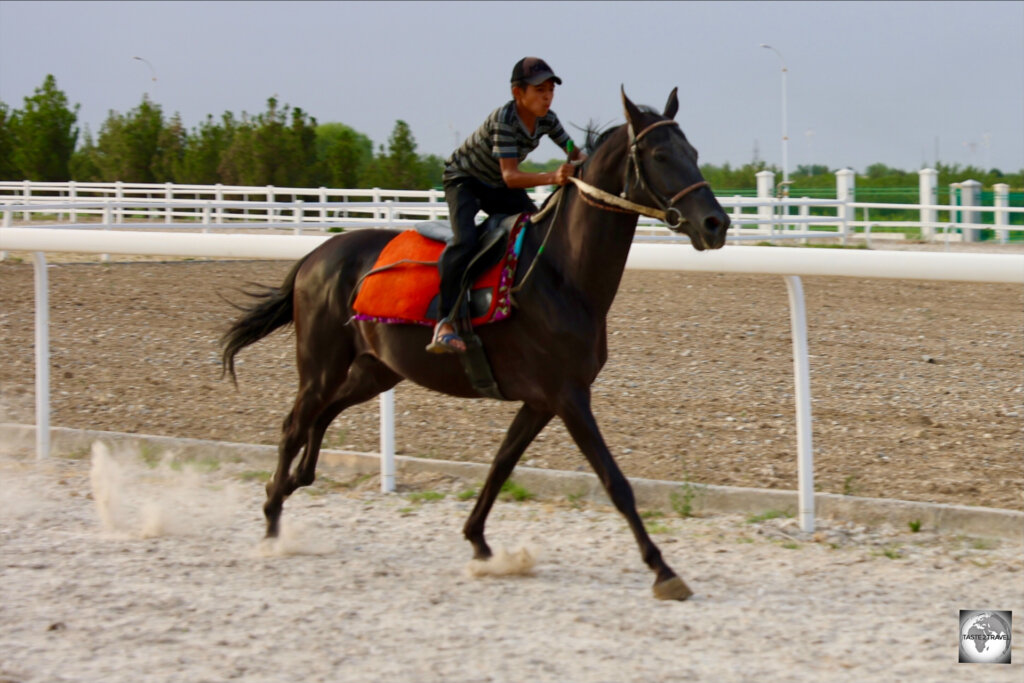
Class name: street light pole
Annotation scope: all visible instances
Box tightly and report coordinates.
[132,56,157,100]
[760,44,788,194]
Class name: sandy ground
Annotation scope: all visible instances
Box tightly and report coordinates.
[1,244,1022,511]
[1,446,1022,683]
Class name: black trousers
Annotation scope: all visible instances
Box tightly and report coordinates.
[438,176,537,322]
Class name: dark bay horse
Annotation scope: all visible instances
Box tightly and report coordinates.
[221,88,730,600]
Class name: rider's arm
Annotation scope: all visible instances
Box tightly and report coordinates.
[499,158,573,189]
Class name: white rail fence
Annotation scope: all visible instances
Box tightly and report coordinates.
[2,227,1022,533]
[1,173,1022,248]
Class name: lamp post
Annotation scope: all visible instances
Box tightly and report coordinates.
[132,56,157,100]
[759,44,788,195]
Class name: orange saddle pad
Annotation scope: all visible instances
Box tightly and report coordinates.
[352,218,526,327]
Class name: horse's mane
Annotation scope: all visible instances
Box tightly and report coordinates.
[579,105,660,156]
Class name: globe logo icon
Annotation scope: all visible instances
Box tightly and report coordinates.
[959,610,1012,664]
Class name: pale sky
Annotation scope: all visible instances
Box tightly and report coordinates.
[1,0,1021,173]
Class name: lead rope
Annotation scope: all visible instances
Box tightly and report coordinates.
[509,179,568,296]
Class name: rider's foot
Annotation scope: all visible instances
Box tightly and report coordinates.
[426,322,467,354]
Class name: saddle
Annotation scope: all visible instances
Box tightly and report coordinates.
[417,213,525,321]
[351,213,530,401]
[352,213,527,327]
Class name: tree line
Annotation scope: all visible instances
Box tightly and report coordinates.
[0,75,443,189]
[2,75,1020,193]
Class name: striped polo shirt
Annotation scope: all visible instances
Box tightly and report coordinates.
[443,100,572,187]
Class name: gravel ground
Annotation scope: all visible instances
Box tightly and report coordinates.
[0,449,1021,683]
[0,242,1022,511]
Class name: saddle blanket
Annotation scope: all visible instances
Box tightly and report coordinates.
[351,216,528,327]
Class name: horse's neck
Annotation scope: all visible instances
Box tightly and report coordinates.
[545,154,639,318]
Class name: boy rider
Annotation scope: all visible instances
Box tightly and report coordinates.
[427,57,585,353]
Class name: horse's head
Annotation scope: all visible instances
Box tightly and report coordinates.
[619,87,730,250]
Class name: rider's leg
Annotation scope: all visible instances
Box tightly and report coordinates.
[432,178,484,352]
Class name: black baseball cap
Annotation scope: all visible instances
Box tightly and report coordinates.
[511,57,562,86]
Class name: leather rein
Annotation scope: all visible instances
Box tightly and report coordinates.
[566,119,708,228]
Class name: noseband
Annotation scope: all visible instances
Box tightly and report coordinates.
[567,119,709,228]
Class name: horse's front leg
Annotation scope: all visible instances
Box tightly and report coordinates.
[464,403,553,559]
[557,386,692,601]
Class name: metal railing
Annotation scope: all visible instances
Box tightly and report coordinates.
[2,226,1022,533]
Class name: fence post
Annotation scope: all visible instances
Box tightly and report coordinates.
[1,208,10,260]
[372,188,382,222]
[993,183,1010,244]
[215,183,224,223]
[756,170,775,235]
[164,182,173,223]
[835,169,856,246]
[293,199,304,235]
[380,389,396,493]
[917,168,938,241]
[319,186,328,222]
[202,202,212,234]
[385,200,395,229]
[101,205,112,262]
[266,185,275,222]
[22,179,31,221]
[68,180,77,222]
[799,199,810,244]
[784,275,814,533]
[33,251,50,459]
[430,188,443,220]
[114,181,124,224]
[731,195,743,228]
[959,179,981,243]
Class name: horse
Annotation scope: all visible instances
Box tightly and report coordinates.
[221,87,730,600]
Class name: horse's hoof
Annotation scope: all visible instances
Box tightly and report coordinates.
[653,576,693,601]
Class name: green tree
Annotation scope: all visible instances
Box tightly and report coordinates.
[0,101,18,180]
[8,74,79,181]
[151,112,186,182]
[91,96,165,182]
[699,161,772,193]
[69,127,102,181]
[362,120,441,189]
[315,122,373,188]
[176,113,237,185]
[218,97,319,187]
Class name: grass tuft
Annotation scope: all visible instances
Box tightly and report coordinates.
[500,480,534,502]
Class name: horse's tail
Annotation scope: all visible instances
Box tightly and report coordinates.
[220,255,307,385]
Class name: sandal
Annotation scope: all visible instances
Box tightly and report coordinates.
[426,323,466,354]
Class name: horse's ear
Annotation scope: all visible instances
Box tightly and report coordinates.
[663,87,679,119]
[621,85,643,137]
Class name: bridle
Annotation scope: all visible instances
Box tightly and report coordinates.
[566,118,709,229]
[516,118,709,294]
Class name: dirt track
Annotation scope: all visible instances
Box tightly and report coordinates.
[1,449,1022,683]
[0,245,1022,511]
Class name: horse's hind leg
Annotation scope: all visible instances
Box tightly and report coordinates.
[264,335,353,537]
[264,355,399,537]
[264,384,329,537]
[289,356,400,493]
[463,403,553,560]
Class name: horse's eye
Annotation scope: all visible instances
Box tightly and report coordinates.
[652,150,671,163]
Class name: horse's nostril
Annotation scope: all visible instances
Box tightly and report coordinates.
[703,214,723,233]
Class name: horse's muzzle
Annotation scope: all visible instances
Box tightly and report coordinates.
[702,212,730,249]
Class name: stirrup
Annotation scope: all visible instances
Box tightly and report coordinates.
[426,322,466,354]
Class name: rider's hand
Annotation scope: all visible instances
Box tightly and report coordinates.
[554,163,575,186]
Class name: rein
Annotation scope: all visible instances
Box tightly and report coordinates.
[506,117,710,295]
[567,176,708,224]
